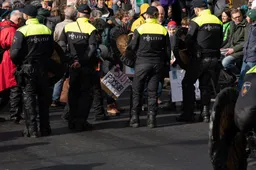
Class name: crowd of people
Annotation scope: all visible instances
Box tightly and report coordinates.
[0,0,255,137]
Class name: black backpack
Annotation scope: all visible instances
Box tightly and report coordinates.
[218,69,237,91]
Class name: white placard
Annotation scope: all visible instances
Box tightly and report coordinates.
[124,65,135,77]
[101,66,132,100]
[169,68,200,102]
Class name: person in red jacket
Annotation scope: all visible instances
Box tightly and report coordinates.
[0,10,23,123]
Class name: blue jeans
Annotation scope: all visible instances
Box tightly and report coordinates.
[237,61,256,90]
[52,78,64,101]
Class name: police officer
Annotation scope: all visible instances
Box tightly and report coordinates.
[127,6,170,128]
[176,0,222,123]
[234,66,256,170]
[10,5,54,137]
[59,4,97,131]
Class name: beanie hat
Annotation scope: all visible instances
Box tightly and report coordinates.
[192,0,208,8]
[167,21,177,28]
[241,5,249,14]
[22,5,37,17]
[247,9,256,21]
[140,3,149,15]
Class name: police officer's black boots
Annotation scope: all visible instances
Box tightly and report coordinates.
[10,109,23,124]
[22,124,38,138]
[22,111,39,138]
[200,105,210,123]
[40,124,52,137]
[0,117,5,122]
[147,111,156,128]
[130,110,140,128]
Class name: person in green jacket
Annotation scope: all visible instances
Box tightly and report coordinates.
[221,8,249,74]
[221,8,231,47]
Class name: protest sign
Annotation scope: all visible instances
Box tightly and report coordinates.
[169,68,200,102]
[101,66,132,100]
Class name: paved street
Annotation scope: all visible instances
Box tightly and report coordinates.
[0,90,213,170]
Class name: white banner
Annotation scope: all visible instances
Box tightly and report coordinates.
[101,66,132,100]
[169,68,200,102]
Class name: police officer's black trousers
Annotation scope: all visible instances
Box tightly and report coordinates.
[132,63,163,115]
[22,66,50,133]
[9,86,23,120]
[68,67,94,125]
[91,71,105,117]
[182,55,219,117]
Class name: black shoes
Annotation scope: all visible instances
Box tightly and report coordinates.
[176,114,195,122]
[68,120,93,132]
[0,117,6,122]
[22,128,39,138]
[12,116,23,124]
[199,106,210,123]
[22,126,52,138]
[40,126,52,137]
[147,115,156,128]
[94,114,109,121]
[177,106,210,123]
[130,115,140,128]
[130,114,157,128]
[199,115,210,123]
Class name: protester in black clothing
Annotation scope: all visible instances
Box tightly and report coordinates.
[96,0,114,19]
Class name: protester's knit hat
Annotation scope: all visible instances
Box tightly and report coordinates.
[167,21,177,28]
[247,9,256,21]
